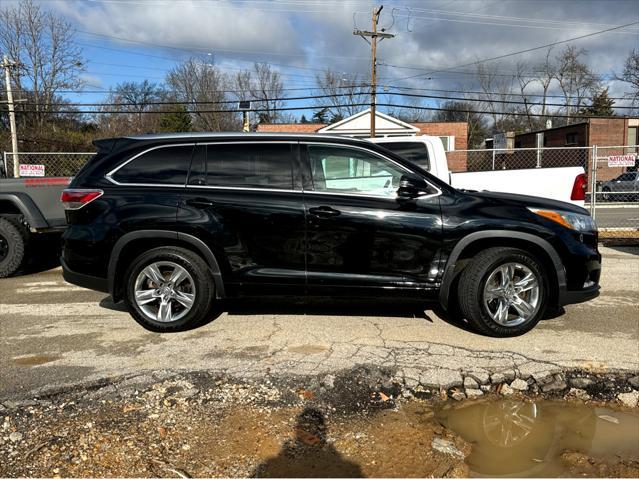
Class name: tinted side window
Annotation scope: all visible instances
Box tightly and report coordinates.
[112,145,193,185]
[380,142,430,170]
[205,143,294,190]
[307,145,407,197]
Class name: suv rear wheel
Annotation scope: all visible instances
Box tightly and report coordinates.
[124,246,216,332]
[457,247,547,337]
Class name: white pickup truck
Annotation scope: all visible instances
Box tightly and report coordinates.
[370,136,587,206]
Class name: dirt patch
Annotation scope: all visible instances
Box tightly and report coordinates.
[0,378,468,478]
[1,369,638,478]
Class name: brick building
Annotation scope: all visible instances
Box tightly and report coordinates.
[484,118,638,180]
[257,109,469,171]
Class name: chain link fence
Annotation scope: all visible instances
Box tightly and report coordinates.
[589,145,639,238]
[2,152,95,179]
[447,146,592,173]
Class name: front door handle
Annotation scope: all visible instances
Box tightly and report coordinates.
[185,198,214,208]
[309,206,341,218]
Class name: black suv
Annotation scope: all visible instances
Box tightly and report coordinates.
[61,133,600,337]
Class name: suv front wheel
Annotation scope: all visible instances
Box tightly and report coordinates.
[457,247,548,337]
[124,246,216,332]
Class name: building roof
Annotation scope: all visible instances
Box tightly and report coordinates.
[256,123,325,133]
[256,109,467,137]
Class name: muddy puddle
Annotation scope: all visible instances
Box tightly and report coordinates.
[11,354,60,366]
[437,399,639,477]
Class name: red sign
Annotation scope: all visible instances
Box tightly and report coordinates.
[19,164,45,177]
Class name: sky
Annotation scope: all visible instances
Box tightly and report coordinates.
[9,0,639,119]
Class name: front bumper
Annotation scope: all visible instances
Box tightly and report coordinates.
[61,257,109,293]
[559,284,600,306]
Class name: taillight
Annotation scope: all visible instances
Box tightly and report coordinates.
[61,189,103,210]
[570,173,587,201]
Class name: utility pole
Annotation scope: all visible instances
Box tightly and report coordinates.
[238,100,251,132]
[2,56,20,177]
[354,5,394,137]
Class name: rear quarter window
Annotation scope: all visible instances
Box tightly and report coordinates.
[111,145,193,185]
[380,142,430,171]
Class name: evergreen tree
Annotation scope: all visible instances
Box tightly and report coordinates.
[159,105,192,132]
[300,114,309,124]
[312,108,328,123]
[580,87,615,116]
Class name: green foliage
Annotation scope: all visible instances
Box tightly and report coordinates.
[159,105,192,132]
[579,88,615,117]
[312,107,328,123]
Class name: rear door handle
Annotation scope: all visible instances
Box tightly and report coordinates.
[185,198,214,208]
[308,206,341,218]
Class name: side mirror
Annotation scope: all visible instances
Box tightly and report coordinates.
[397,174,432,200]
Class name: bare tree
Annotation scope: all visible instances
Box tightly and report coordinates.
[553,46,601,121]
[314,70,370,119]
[515,61,536,129]
[433,100,488,148]
[167,58,239,131]
[616,49,639,107]
[250,63,285,123]
[534,47,556,118]
[475,62,518,130]
[96,80,165,136]
[0,0,85,127]
[232,63,287,124]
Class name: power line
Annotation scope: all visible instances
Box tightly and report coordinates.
[11,92,366,107]
[11,91,637,109]
[9,102,635,119]
[394,11,639,34]
[13,84,367,95]
[396,6,639,32]
[76,30,370,61]
[73,40,348,77]
[393,19,639,82]
[378,61,617,79]
[12,82,632,103]
[386,85,633,101]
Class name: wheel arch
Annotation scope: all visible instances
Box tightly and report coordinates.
[108,230,226,302]
[439,231,566,310]
[0,193,48,229]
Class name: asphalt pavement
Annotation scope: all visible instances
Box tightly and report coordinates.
[595,205,639,229]
[1,246,638,401]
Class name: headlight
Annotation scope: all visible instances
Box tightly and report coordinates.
[528,208,596,232]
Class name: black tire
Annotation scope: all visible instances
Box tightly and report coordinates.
[457,247,548,337]
[123,246,216,332]
[0,216,29,278]
[601,187,611,202]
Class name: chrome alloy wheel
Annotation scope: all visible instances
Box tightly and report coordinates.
[134,261,196,322]
[483,262,540,327]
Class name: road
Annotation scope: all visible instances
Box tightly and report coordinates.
[595,205,639,229]
[1,246,638,401]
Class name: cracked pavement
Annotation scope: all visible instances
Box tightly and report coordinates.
[1,246,638,400]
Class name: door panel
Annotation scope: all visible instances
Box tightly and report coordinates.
[177,143,306,294]
[302,143,443,294]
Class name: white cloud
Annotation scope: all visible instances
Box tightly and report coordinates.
[51,0,303,57]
